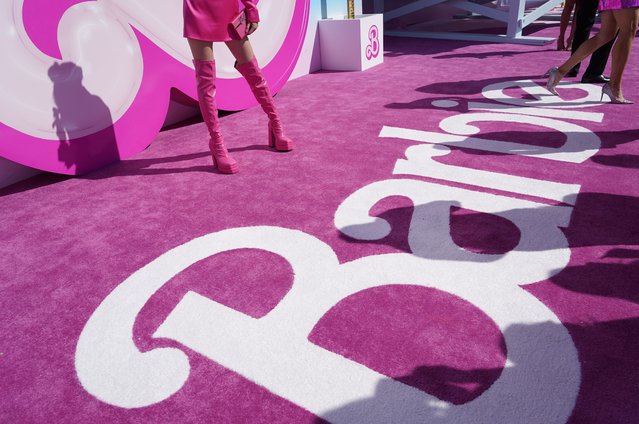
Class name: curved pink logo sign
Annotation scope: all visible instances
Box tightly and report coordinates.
[365,25,380,61]
[0,0,310,175]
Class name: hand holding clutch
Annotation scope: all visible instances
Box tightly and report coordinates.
[229,11,248,40]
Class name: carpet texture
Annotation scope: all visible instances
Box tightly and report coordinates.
[1,22,638,424]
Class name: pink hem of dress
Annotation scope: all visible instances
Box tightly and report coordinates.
[183,31,233,42]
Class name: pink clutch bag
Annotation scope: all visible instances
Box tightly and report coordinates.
[229,10,248,40]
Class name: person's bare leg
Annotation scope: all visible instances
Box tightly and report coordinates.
[224,38,255,66]
[558,0,576,50]
[187,38,215,60]
[608,8,639,99]
[567,0,580,48]
[557,11,619,77]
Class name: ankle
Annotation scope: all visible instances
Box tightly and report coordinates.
[609,83,621,93]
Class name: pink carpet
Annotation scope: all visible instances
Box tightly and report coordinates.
[1,22,638,423]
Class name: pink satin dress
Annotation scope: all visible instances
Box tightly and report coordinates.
[599,0,639,10]
[183,0,260,42]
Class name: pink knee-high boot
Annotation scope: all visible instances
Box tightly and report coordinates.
[235,57,294,151]
[193,59,239,174]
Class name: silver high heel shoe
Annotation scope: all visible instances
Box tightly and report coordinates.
[601,83,634,104]
[545,67,561,96]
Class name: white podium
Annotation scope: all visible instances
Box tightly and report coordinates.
[318,14,384,71]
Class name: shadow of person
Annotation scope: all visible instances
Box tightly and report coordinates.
[549,199,639,305]
[337,199,552,262]
[590,152,639,169]
[314,320,582,424]
[0,137,275,193]
[378,99,639,165]
[550,252,639,304]
[379,34,474,58]
[228,144,272,153]
[385,77,618,110]
[76,144,275,180]
[432,48,556,60]
[78,151,213,179]
[413,75,544,96]
[48,61,118,175]
[426,129,639,160]
[338,192,639,263]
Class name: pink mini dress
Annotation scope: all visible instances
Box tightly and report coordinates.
[183,0,260,42]
[599,0,639,11]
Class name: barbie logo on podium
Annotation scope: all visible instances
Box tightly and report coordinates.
[319,14,384,71]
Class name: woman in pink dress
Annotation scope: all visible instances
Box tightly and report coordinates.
[546,0,639,104]
[184,0,293,174]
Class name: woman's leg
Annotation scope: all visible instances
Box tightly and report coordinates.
[608,7,639,98]
[567,0,579,49]
[224,38,293,151]
[188,38,238,173]
[558,0,576,50]
[224,38,255,65]
[187,38,215,60]
[557,11,619,76]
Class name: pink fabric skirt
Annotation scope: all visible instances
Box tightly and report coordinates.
[183,0,240,42]
[599,0,639,10]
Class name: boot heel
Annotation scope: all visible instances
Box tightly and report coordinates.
[267,121,293,151]
[211,153,239,174]
[601,83,634,104]
[208,139,239,174]
[268,122,276,148]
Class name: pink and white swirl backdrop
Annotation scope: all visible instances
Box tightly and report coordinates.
[0,0,312,175]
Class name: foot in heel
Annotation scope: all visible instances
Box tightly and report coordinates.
[601,84,634,104]
[545,67,562,96]
[268,121,294,152]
